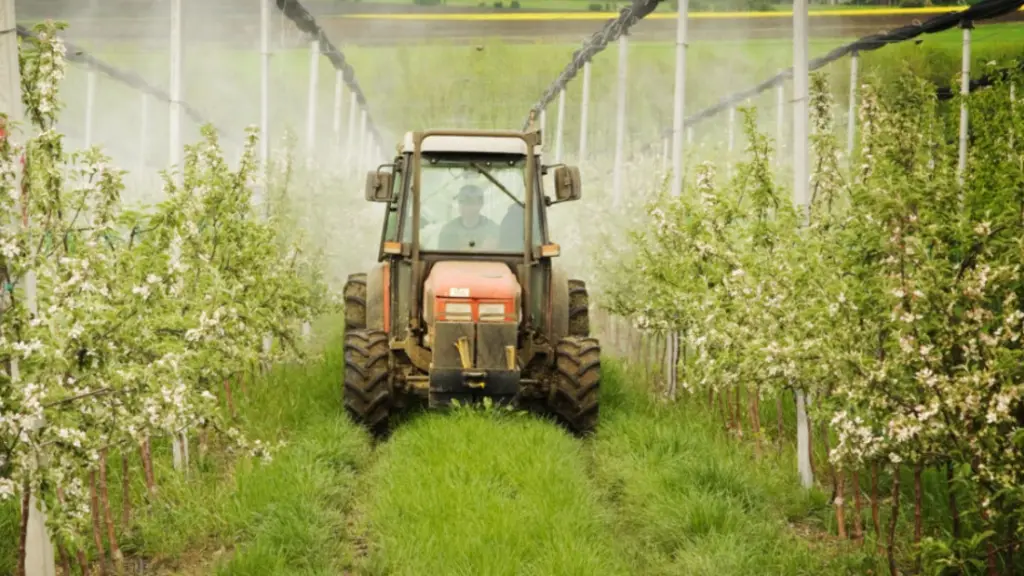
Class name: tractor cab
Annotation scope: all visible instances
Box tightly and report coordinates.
[343,129,598,437]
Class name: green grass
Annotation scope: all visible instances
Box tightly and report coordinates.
[58,317,371,575]
[591,363,871,575]
[352,405,630,576]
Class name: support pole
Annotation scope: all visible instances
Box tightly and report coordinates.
[846,51,858,159]
[670,0,688,197]
[358,108,367,171]
[660,134,669,172]
[776,78,785,165]
[305,40,320,163]
[332,71,343,159]
[727,105,735,170]
[540,108,547,139]
[957,22,972,186]
[345,93,357,174]
[260,0,270,169]
[612,34,628,206]
[139,93,149,174]
[579,60,591,161]
[169,0,183,176]
[555,88,566,163]
[793,0,813,491]
[84,68,96,148]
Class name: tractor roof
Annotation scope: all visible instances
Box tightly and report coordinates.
[401,131,543,155]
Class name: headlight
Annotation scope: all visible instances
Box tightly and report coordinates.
[478,302,506,322]
[444,301,473,321]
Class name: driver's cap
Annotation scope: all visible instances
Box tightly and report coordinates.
[457,184,484,202]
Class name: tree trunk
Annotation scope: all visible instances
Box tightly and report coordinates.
[18,482,29,576]
[90,471,107,575]
[914,464,923,573]
[77,549,90,576]
[718,390,730,430]
[57,541,71,576]
[872,462,882,554]
[823,422,838,503]
[835,467,847,538]
[749,387,763,457]
[224,378,234,418]
[887,464,901,576]
[121,453,131,527]
[851,469,864,542]
[980,501,999,576]
[98,450,122,566]
[776,395,784,453]
[734,386,744,438]
[946,461,960,539]
[140,439,156,498]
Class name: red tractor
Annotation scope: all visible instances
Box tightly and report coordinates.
[342,129,597,436]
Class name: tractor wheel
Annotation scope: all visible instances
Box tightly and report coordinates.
[344,273,367,331]
[548,335,600,435]
[343,329,392,436]
[568,279,590,337]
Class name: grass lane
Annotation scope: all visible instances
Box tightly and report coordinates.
[591,362,871,575]
[353,405,630,576]
[119,319,373,575]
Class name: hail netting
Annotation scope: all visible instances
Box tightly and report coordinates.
[276,0,385,150]
[680,0,1024,130]
[17,25,217,130]
[521,0,664,132]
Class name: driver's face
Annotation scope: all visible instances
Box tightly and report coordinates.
[459,196,482,219]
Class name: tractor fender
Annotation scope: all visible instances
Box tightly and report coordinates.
[366,261,388,331]
[549,263,570,345]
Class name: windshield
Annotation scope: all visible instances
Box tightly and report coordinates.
[401,154,542,253]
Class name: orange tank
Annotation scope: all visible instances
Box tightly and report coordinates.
[422,261,521,324]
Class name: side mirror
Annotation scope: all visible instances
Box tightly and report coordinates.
[552,165,581,203]
[364,170,393,203]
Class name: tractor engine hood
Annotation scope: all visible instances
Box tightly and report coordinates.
[422,261,521,325]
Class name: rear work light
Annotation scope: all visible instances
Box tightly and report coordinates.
[477,302,507,322]
[444,301,473,321]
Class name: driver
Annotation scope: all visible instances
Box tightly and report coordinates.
[437,184,499,251]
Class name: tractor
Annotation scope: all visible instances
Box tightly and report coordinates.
[342,129,598,437]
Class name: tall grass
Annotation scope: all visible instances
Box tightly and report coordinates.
[0,316,374,575]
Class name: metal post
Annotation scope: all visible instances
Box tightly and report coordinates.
[776,79,785,165]
[957,22,971,186]
[345,93,357,174]
[332,71,343,159]
[555,88,566,163]
[358,108,367,170]
[260,0,270,168]
[661,134,669,172]
[540,108,547,139]
[794,0,813,491]
[84,68,96,148]
[171,0,187,469]
[727,105,735,157]
[612,34,628,206]
[305,40,320,163]
[169,0,183,176]
[846,52,858,159]
[579,60,591,161]
[670,0,688,197]
[139,94,148,174]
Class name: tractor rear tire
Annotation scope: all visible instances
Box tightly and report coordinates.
[343,329,392,436]
[568,279,590,337]
[344,273,367,331]
[549,335,600,435]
